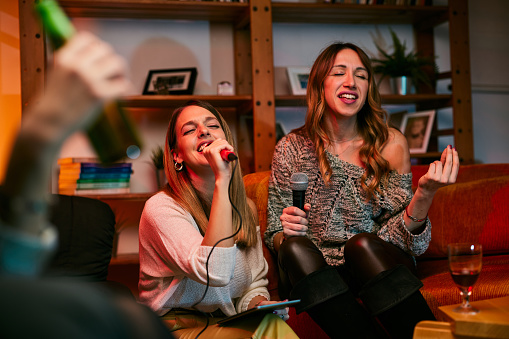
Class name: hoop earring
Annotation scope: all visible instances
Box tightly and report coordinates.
[174,162,183,172]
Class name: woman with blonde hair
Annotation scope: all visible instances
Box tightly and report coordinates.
[139,100,298,338]
[266,42,459,338]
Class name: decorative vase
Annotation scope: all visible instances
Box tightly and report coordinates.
[390,76,412,95]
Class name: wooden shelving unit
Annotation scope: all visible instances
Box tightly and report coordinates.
[271,2,449,25]
[18,0,474,174]
[120,95,253,112]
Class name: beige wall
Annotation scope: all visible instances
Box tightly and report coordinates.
[0,1,21,183]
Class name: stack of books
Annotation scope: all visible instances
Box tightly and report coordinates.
[58,157,132,195]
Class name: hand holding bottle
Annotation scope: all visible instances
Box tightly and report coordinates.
[35,0,142,163]
[24,31,132,147]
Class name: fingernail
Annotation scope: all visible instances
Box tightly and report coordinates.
[448,145,452,149]
[453,147,457,151]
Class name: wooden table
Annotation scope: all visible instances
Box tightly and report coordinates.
[414,296,509,339]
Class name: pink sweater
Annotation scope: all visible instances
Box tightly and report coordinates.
[138,192,270,316]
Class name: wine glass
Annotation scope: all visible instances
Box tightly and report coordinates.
[447,243,483,314]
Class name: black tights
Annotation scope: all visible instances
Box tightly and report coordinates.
[278,233,416,292]
[278,234,434,338]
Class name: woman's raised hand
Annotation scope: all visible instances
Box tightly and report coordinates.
[417,145,460,196]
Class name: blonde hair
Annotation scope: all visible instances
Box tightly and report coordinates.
[296,42,390,199]
[164,100,257,248]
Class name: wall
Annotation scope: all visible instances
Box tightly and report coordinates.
[8,1,509,254]
[49,2,509,196]
[469,0,509,164]
[56,18,235,194]
[0,1,21,183]
[273,0,509,165]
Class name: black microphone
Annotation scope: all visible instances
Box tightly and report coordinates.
[220,149,238,162]
[290,172,308,210]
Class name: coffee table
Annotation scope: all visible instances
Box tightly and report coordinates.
[413,296,509,339]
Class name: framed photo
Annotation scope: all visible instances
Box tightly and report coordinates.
[400,110,436,154]
[143,68,198,95]
[287,67,310,95]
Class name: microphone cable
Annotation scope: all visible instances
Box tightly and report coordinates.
[193,159,243,339]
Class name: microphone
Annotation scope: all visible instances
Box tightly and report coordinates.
[220,149,238,162]
[290,173,308,210]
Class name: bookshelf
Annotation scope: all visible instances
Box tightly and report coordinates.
[18,0,474,177]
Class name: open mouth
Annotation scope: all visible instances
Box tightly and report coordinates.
[197,141,213,152]
[338,93,358,100]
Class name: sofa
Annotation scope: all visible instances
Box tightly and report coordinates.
[243,164,509,338]
[105,164,509,338]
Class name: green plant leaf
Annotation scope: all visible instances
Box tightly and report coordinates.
[371,28,438,89]
[150,145,165,170]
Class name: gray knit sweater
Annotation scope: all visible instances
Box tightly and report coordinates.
[265,132,431,267]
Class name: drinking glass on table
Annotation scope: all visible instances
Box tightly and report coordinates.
[448,243,483,314]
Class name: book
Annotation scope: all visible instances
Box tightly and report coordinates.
[58,177,130,185]
[57,157,99,165]
[59,187,131,196]
[59,181,130,190]
[59,162,132,170]
[57,157,133,195]
[58,172,132,180]
[59,161,133,179]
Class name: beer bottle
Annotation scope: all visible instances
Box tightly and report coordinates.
[35,0,142,163]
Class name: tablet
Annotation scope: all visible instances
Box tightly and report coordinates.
[217,299,301,326]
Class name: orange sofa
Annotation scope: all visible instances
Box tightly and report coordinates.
[243,164,509,338]
[107,164,509,338]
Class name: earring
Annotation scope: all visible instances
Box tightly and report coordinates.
[174,162,183,172]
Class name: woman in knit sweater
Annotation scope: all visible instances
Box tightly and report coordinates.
[265,42,460,338]
[139,100,298,338]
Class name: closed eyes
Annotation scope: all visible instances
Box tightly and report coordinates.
[183,124,220,135]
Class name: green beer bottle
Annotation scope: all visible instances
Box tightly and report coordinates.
[35,0,142,163]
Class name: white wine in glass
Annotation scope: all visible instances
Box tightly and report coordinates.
[448,243,483,314]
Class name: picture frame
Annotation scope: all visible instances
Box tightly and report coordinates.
[142,68,198,95]
[287,66,310,95]
[400,110,436,154]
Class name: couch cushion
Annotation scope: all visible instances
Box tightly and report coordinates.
[243,171,280,299]
[418,254,509,319]
[418,175,509,259]
[46,194,116,281]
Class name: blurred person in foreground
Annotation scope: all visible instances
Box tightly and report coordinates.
[0,31,174,339]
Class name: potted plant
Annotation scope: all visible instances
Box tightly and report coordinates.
[371,29,437,95]
[150,145,166,188]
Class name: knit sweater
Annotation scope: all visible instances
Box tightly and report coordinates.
[265,132,431,267]
[139,192,270,317]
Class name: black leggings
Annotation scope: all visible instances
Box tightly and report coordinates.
[278,234,434,338]
[278,233,416,298]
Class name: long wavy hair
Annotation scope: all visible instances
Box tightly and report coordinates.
[163,100,257,248]
[296,42,390,199]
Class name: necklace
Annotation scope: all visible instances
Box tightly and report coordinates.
[328,134,359,158]
[329,133,358,144]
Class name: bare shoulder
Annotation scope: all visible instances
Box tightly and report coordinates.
[381,127,411,174]
[247,197,259,224]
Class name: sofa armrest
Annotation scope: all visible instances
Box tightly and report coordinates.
[418,175,509,260]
